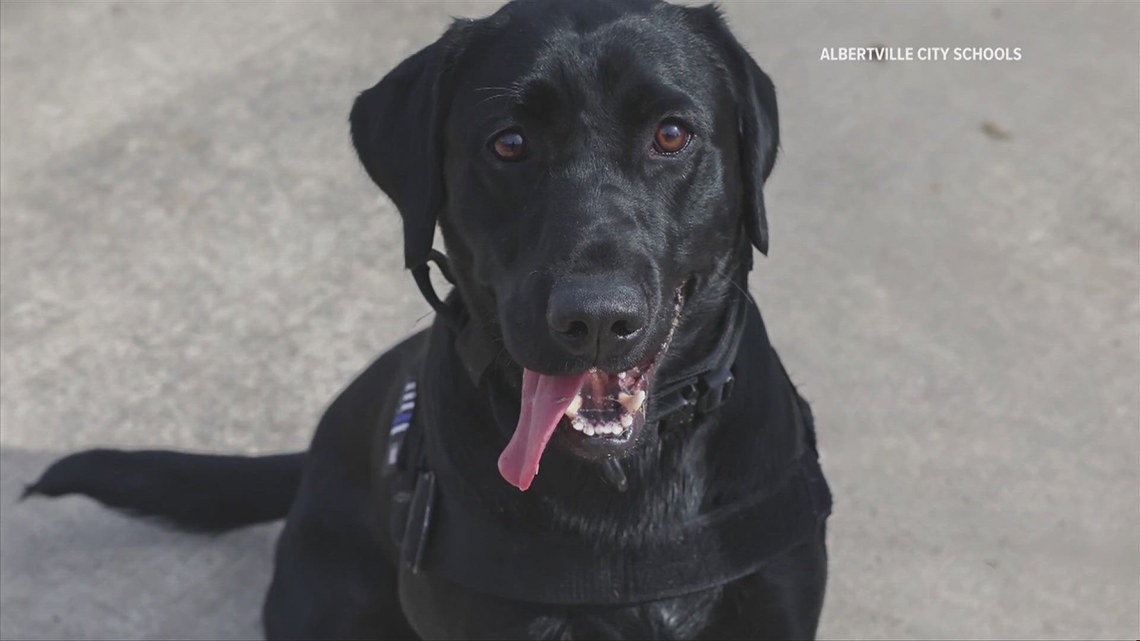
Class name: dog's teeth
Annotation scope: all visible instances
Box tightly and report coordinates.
[567,413,635,438]
[564,395,582,418]
[618,390,646,413]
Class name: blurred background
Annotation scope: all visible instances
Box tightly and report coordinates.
[1,2,1136,639]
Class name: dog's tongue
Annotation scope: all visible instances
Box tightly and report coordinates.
[498,368,587,491]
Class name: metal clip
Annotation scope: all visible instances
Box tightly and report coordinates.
[400,471,437,573]
[695,368,735,414]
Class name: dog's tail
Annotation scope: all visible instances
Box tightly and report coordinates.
[23,449,305,532]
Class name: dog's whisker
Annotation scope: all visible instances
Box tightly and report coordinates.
[476,93,512,106]
[728,272,757,307]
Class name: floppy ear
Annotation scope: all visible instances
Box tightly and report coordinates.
[350,28,461,269]
[685,6,779,255]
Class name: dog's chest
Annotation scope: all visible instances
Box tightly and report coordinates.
[398,563,724,639]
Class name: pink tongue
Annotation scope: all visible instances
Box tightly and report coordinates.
[497,368,588,491]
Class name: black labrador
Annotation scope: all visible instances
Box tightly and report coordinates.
[27,0,832,638]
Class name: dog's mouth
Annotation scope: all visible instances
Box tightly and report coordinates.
[497,287,684,491]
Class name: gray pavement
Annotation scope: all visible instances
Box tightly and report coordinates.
[1,1,1137,639]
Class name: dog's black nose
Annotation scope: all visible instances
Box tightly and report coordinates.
[547,276,647,360]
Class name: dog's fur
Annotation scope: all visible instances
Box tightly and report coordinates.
[27,1,829,638]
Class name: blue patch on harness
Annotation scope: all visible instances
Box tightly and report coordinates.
[383,379,417,475]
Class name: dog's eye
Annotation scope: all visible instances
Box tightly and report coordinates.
[491,130,527,161]
[653,120,691,155]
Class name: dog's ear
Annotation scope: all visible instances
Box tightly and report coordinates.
[685,6,779,255]
[350,25,466,269]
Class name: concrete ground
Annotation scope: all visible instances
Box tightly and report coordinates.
[1,1,1137,639]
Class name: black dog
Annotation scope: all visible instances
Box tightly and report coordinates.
[27,0,832,638]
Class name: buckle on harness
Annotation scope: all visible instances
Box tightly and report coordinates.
[695,367,735,414]
[392,471,436,573]
[659,368,734,433]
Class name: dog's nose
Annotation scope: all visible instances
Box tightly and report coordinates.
[547,276,647,360]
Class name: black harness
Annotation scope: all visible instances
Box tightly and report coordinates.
[379,253,832,606]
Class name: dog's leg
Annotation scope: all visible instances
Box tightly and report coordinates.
[257,336,428,639]
[261,459,418,640]
[700,523,829,641]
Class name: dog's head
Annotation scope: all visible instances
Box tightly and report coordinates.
[351,0,779,490]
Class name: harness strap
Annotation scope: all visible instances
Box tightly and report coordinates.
[381,378,434,571]
[424,446,828,605]
[385,382,831,604]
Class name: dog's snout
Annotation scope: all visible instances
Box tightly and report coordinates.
[547,277,648,360]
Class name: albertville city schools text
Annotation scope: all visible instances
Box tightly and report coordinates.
[820,47,1022,62]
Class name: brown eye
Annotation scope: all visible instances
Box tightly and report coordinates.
[653,120,691,155]
[491,130,527,161]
